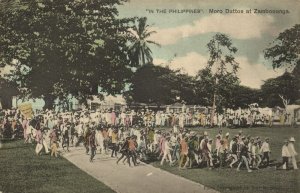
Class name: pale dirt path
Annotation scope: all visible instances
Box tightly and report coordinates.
[62,147,219,193]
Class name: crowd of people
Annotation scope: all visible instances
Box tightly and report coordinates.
[0,108,298,172]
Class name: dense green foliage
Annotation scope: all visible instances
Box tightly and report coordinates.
[0,0,134,108]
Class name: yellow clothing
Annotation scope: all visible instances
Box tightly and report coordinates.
[51,143,58,157]
[111,132,118,143]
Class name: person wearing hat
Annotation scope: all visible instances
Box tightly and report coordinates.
[224,132,230,150]
[275,139,291,170]
[260,137,271,167]
[215,134,221,152]
[288,137,298,170]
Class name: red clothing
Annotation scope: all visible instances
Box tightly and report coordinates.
[180,139,188,155]
[128,139,136,151]
[49,130,57,143]
[35,130,43,144]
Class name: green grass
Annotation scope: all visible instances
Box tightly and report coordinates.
[152,126,300,193]
[0,139,115,193]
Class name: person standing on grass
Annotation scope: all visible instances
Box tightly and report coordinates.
[51,140,58,157]
[201,138,211,168]
[215,134,221,152]
[261,137,271,167]
[158,133,166,160]
[237,140,252,172]
[288,137,298,170]
[217,139,226,168]
[89,130,97,162]
[35,127,44,155]
[223,133,230,150]
[251,140,262,169]
[229,137,238,168]
[42,127,50,154]
[96,128,104,154]
[179,136,189,169]
[172,137,181,163]
[275,140,290,170]
[160,136,174,166]
[111,128,118,158]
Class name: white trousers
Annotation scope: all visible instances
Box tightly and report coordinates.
[291,156,298,169]
[35,143,43,154]
[43,141,50,153]
[161,151,173,165]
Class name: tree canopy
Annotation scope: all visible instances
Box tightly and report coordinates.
[264,24,300,71]
[204,33,239,114]
[0,0,134,109]
[128,17,160,66]
[0,78,19,109]
[128,64,177,105]
[260,71,300,107]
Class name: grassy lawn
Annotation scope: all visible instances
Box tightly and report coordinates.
[0,139,115,193]
[152,126,300,193]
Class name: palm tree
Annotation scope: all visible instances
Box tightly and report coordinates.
[129,17,160,66]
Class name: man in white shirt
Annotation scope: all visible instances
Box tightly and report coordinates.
[276,140,290,170]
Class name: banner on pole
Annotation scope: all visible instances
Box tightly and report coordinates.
[18,103,33,119]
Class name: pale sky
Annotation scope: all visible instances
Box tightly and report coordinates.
[1,0,299,90]
[118,0,300,88]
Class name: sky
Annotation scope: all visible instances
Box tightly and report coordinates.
[118,0,300,89]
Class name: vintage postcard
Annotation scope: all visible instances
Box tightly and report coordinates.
[0,0,299,193]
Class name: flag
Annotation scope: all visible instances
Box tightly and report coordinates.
[18,103,33,119]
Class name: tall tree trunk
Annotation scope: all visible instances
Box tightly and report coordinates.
[211,93,216,127]
[142,51,145,66]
